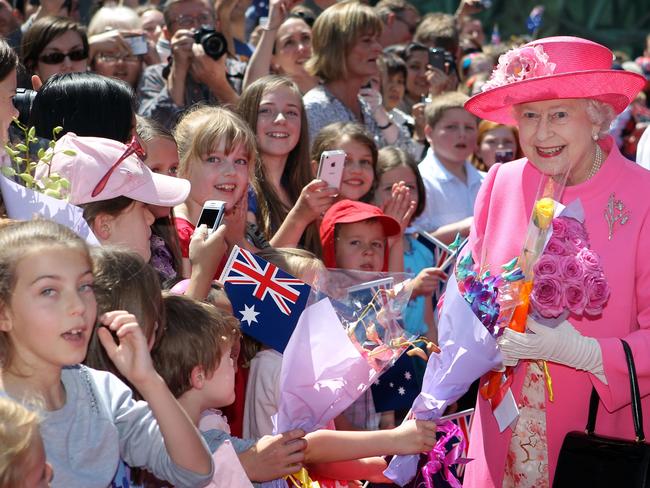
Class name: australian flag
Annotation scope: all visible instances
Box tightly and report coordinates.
[371,352,420,412]
[415,233,467,303]
[219,246,311,353]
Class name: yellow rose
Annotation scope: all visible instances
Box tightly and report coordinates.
[534,197,555,229]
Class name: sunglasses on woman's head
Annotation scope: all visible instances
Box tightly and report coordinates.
[91,136,147,198]
[39,49,88,65]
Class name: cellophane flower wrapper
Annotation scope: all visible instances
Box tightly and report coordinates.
[385,270,503,486]
[263,270,414,488]
[0,174,99,245]
[275,269,415,434]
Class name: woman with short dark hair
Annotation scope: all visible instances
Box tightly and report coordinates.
[29,72,135,143]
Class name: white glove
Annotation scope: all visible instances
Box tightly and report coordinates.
[497,317,607,384]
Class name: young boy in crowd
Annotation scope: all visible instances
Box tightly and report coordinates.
[411,91,484,243]
[154,291,435,488]
[151,294,307,486]
[319,199,402,432]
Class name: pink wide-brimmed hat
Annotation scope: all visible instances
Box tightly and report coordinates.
[36,133,190,206]
[465,36,646,125]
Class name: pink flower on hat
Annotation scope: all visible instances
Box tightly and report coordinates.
[482,45,556,91]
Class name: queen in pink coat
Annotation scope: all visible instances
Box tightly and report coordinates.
[461,36,650,487]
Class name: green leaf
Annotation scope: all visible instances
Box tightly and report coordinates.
[16,143,28,152]
[27,127,35,140]
[44,188,62,199]
[47,180,61,191]
[37,148,45,159]
[52,126,63,136]
[4,147,19,158]
[62,150,76,156]
[1,166,16,177]
[59,178,70,190]
[19,173,34,185]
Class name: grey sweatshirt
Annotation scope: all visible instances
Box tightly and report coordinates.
[37,365,213,488]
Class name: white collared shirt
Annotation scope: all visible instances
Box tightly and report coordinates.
[412,148,485,232]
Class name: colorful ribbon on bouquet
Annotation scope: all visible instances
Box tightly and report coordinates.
[421,420,470,488]
[285,468,320,488]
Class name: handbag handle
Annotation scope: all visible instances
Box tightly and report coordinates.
[586,339,645,442]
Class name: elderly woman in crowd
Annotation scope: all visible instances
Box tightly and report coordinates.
[462,36,650,487]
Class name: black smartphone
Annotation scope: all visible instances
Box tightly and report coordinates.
[196,200,226,234]
[428,48,448,73]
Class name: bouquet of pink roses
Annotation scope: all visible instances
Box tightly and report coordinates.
[530,200,610,325]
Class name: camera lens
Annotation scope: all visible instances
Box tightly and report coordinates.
[194,25,227,60]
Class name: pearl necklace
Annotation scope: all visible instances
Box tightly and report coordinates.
[587,144,604,180]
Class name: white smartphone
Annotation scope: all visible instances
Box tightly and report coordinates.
[196,200,226,234]
[317,149,346,189]
[124,35,148,56]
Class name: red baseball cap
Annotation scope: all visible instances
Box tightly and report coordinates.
[320,199,401,269]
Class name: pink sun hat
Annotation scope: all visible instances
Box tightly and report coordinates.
[36,133,190,206]
[465,36,647,125]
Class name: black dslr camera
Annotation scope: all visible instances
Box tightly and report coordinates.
[13,88,37,125]
[194,25,228,60]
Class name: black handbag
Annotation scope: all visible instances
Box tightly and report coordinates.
[553,340,650,487]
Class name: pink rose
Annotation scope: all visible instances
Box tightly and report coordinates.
[563,280,588,314]
[564,218,589,242]
[584,274,610,316]
[576,248,600,274]
[551,218,568,239]
[482,45,556,91]
[534,254,560,276]
[559,255,582,280]
[565,236,587,253]
[545,237,569,256]
[531,276,565,318]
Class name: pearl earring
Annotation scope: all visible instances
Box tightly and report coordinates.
[592,133,599,141]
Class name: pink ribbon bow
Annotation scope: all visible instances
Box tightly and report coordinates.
[421,420,470,488]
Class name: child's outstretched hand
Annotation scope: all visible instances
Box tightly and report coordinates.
[382,181,416,233]
[391,419,437,455]
[97,311,156,388]
[239,429,307,481]
[411,267,448,297]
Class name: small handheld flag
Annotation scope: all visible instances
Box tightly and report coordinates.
[371,352,420,412]
[219,246,311,353]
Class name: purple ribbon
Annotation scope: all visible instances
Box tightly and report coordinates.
[420,420,470,488]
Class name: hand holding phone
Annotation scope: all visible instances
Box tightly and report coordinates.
[428,48,458,78]
[317,150,346,189]
[197,200,226,234]
[124,35,148,56]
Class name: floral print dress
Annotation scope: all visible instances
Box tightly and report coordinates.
[503,361,550,487]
